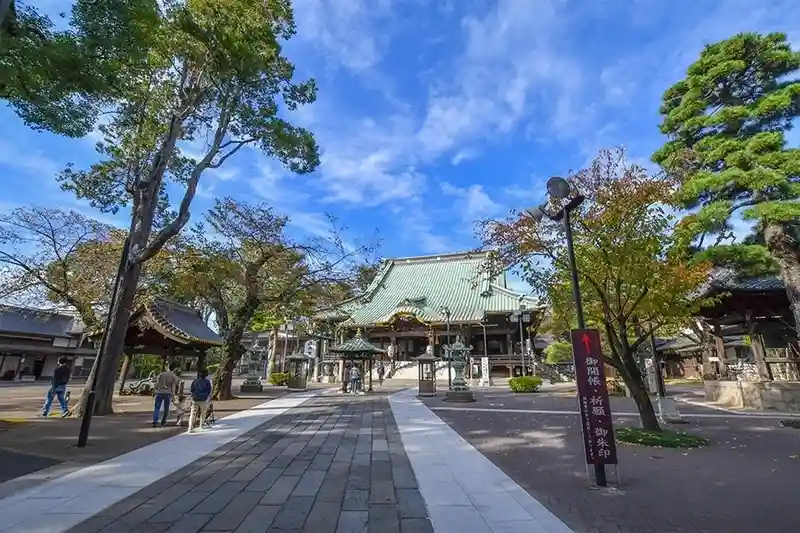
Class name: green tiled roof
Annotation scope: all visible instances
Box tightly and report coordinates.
[316,251,538,327]
[329,329,384,356]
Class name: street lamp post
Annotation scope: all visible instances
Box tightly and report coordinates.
[526,176,607,488]
[441,307,452,389]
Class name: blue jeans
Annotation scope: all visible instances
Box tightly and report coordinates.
[153,393,172,424]
[41,385,68,416]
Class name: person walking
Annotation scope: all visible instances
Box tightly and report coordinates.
[40,356,71,418]
[187,369,212,433]
[349,364,360,395]
[377,362,385,386]
[152,363,179,427]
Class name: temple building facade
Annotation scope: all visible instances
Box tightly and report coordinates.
[316,251,543,379]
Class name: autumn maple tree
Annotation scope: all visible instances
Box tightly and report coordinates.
[479,149,711,430]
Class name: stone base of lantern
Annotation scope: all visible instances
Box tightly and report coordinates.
[444,390,475,403]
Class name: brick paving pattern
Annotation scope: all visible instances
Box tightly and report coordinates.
[426,390,800,533]
[66,394,433,533]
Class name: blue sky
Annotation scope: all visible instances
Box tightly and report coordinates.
[2,0,800,293]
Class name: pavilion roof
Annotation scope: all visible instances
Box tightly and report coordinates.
[131,296,222,347]
[329,329,384,357]
[697,268,784,297]
[315,251,539,327]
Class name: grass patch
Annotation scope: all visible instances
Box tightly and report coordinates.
[616,427,710,448]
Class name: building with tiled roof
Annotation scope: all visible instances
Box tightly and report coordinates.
[316,251,543,378]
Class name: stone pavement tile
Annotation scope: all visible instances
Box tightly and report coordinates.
[304,500,341,533]
[201,490,261,531]
[337,510,368,533]
[270,495,315,529]
[369,504,400,533]
[234,504,280,533]
[400,518,435,533]
[66,394,433,533]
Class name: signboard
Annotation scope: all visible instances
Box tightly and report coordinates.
[480,356,490,387]
[304,340,317,358]
[570,329,618,466]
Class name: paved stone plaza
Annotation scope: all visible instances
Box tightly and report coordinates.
[423,389,800,533]
[2,385,799,533]
[66,393,434,533]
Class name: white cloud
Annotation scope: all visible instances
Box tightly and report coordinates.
[441,182,502,222]
[292,0,397,72]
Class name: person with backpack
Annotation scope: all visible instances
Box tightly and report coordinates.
[187,369,212,433]
[40,356,71,418]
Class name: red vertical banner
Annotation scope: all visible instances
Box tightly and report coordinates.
[570,329,618,465]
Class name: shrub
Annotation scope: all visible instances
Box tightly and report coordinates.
[606,378,626,396]
[509,375,543,393]
[268,372,289,386]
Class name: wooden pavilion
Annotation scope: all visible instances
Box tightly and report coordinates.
[694,270,799,410]
[328,329,384,393]
[116,296,223,392]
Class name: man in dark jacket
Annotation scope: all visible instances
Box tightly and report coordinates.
[41,356,71,418]
[187,369,212,433]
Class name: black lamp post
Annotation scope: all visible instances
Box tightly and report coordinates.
[526,176,607,488]
[440,306,452,389]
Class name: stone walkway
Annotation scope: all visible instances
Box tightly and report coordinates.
[66,393,433,533]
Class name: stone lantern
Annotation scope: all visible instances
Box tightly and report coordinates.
[443,335,476,403]
[415,352,439,397]
[286,351,313,392]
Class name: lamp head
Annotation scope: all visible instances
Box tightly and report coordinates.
[524,206,545,222]
[546,176,571,200]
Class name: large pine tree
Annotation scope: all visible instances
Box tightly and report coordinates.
[653,32,800,331]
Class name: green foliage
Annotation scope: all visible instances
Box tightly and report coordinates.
[133,355,162,379]
[653,32,800,283]
[268,372,289,386]
[616,427,710,448]
[509,375,543,393]
[543,342,573,363]
[206,363,219,374]
[1,1,157,136]
[479,149,713,431]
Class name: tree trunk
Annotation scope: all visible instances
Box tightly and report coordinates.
[76,262,142,416]
[117,353,132,394]
[765,222,800,336]
[213,335,246,401]
[266,326,278,377]
[615,352,662,431]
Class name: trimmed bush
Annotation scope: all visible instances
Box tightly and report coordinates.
[268,372,289,386]
[509,375,543,393]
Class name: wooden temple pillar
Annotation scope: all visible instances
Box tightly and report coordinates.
[712,322,728,378]
[389,334,397,373]
[196,350,207,378]
[746,312,772,381]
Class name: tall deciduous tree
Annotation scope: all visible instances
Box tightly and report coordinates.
[0,207,113,327]
[653,32,800,332]
[479,149,711,431]
[60,0,319,416]
[168,199,374,400]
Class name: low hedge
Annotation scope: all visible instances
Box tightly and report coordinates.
[509,375,543,393]
[268,372,290,386]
